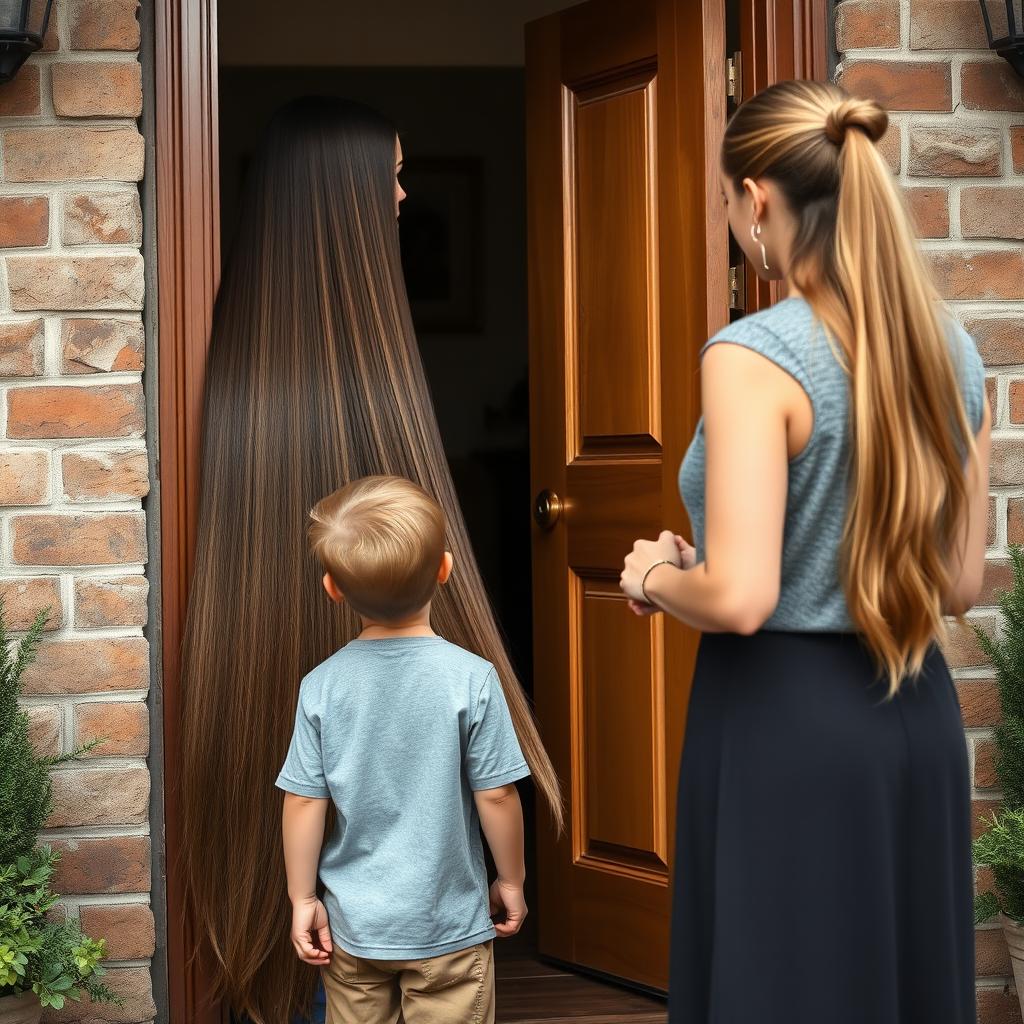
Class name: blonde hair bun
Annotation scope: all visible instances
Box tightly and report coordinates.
[824,97,888,145]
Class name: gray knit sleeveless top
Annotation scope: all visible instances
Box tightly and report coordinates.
[678,297,986,632]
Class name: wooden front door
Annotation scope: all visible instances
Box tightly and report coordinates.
[526,0,826,993]
[526,0,722,992]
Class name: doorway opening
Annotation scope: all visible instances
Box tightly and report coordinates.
[215,1,667,1019]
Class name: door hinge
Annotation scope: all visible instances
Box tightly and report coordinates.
[727,51,742,105]
[729,263,746,312]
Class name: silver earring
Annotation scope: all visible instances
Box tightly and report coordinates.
[750,221,770,272]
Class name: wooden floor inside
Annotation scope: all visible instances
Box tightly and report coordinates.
[495,937,667,1024]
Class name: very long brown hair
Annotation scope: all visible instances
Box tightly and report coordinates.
[722,81,977,693]
[179,96,562,1023]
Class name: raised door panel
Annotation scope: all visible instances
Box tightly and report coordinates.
[569,70,660,456]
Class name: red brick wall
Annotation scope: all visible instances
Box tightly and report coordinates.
[838,1,1024,1020]
[0,0,155,1020]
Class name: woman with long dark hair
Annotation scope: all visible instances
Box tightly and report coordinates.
[621,81,990,1022]
[180,97,562,1024]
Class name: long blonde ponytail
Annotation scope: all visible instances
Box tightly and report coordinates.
[722,81,977,693]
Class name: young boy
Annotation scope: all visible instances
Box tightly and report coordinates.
[275,474,530,1024]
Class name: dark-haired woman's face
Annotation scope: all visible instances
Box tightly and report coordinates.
[395,137,407,219]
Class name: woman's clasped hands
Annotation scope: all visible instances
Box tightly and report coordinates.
[620,531,696,616]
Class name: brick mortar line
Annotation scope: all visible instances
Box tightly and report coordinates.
[0,115,141,130]
[65,893,152,907]
[951,301,1024,312]
[59,567,74,640]
[27,623,146,640]
[32,52,141,67]
[841,53,1003,65]
[967,727,997,740]
[2,241,144,257]
[895,108,1024,123]
[0,440,148,452]
[976,976,1018,989]
[19,690,151,706]
[900,176,1008,190]
[896,113,1023,131]
[49,755,148,770]
[0,182,142,197]
[0,563,147,579]
[2,497,146,513]
[11,505,147,524]
[994,376,1007,427]
[918,238,1024,251]
[0,433,146,450]
[1,371,144,387]
[0,182,141,195]
[20,697,150,714]
[60,696,72,753]
[36,824,150,840]
[951,53,963,110]
[845,48,994,60]
[42,314,60,377]
[984,428,1024,440]
[950,180,963,238]
[0,240,10,316]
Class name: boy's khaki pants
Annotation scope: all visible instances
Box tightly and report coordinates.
[321,940,494,1024]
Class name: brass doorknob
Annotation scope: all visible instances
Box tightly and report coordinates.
[533,489,562,529]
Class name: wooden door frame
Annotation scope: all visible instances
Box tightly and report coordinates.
[154,1,221,1022]
[153,2,827,1020]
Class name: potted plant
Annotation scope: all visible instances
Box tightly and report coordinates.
[0,604,120,1022]
[973,544,1024,1010]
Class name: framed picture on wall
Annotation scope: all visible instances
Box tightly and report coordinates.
[398,157,484,333]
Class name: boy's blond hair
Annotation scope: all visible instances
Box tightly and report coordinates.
[308,475,446,622]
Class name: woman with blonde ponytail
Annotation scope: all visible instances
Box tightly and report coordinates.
[621,80,989,1023]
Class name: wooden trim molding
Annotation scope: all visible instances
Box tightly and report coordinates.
[741,0,830,310]
[796,0,831,81]
[154,0,221,1021]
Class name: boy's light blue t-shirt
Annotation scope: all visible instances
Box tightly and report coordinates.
[275,635,530,960]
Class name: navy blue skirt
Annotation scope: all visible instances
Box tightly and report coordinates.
[669,630,975,1024]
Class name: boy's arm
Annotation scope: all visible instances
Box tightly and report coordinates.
[282,792,333,963]
[474,784,527,936]
[283,792,327,901]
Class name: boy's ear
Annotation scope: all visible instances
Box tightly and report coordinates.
[438,551,454,585]
[322,573,345,604]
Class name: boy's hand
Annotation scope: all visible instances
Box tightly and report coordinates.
[290,896,333,965]
[489,879,527,937]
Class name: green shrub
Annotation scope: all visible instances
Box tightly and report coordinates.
[0,847,116,1008]
[974,544,1024,923]
[0,601,119,1009]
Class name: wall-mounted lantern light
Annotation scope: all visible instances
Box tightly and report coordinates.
[0,0,53,84]
[979,0,1024,75]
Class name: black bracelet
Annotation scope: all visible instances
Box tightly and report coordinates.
[640,559,675,605]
